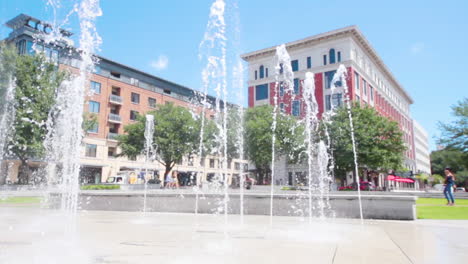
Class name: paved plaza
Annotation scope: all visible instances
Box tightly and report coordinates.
[1,205,467,264]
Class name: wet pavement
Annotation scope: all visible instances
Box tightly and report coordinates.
[1,206,467,264]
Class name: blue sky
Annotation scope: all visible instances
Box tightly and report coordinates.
[1,0,467,151]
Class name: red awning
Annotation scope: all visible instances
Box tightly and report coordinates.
[387,175,415,183]
[395,178,415,183]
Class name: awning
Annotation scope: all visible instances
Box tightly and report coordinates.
[395,178,415,183]
[387,175,415,183]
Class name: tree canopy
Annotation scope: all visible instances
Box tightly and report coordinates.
[244,105,304,184]
[325,103,406,181]
[437,98,467,153]
[1,45,67,183]
[430,148,468,186]
[118,103,215,177]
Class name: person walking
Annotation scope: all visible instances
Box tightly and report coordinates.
[165,171,175,188]
[443,167,456,206]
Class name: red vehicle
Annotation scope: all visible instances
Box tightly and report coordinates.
[359,181,375,191]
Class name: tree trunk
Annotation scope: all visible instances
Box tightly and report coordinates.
[18,159,31,185]
[163,161,175,186]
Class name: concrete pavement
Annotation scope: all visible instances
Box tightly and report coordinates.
[1,206,467,264]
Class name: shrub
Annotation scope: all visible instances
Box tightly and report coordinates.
[339,186,354,191]
[80,184,120,190]
[147,179,161,184]
[281,186,297,191]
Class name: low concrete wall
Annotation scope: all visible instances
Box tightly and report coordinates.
[49,192,416,220]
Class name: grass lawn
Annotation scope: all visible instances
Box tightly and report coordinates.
[0,196,42,204]
[417,198,468,206]
[417,198,468,220]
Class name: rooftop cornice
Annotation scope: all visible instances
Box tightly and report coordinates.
[241,25,413,104]
[5,13,73,37]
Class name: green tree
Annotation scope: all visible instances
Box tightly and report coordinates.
[437,98,467,154]
[244,105,304,184]
[0,44,17,106]
[430,148,468,187]
[326,103,406,183]
[118,103,214,177]
[3,48,67,184]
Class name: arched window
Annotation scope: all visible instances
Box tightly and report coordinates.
[329,48,336,64]
[259,65,265,79]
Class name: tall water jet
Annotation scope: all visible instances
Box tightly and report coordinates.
[0,48,16,169]
[44,0,102,222]
[333,64,363,221]
[303,72,319,220]
[142,114,155,214]
[228,0,246,224]
[271,44,294,223]
[198,0,229,223]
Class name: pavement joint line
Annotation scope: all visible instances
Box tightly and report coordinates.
[383,226,414,264]
[331,244,338,264]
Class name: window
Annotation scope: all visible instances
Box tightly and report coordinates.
[255,70,258,80]
[332,94,343,108]
[163,89,171,94]
[16,40,26,54]
[188,156,194,166]
[265,68,268,78]
[259,65,264,79]
[131,92,140,104]
[291,60,299,72]
[329,49,336,64]
[280,103,285,112]
[130,78,139,86]
[93,66,102,74]
[87,123,98,133]
[279,82,284,96]
[255,84,268,100]
[110,71,121,78]
[130,110,139,121]
[356,95,360,102]
[363,80,367,95]
[325,71,335,89]
[85,144,97,157]
[323,55,327,65]
[235,162,241,170]
[337,51,341,62]
[148,97,157,108]
[108,147,117,158]
[209,159,215,168]
[292,100,300,116]
[279,63,284,74]
[307,56,312,69]
[89,101,100,113]
[293,78,300,94]
[325,95,331,111]
[90,81,101,94]
[354,72,360,90]
[26,41,34,55]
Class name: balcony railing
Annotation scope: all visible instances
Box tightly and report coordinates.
[107,132,119,141]
[109,94,123,104]
[108,113,122,123]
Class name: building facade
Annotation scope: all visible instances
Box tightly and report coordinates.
[241,26,416,185]
[1,14,247,185]
[412,121,431,174]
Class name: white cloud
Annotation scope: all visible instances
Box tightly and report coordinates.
[150,55,169,71]
[410,42,425,54]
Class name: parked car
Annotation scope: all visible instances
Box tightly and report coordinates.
[359,181,375,191]
[455,187,466,192]
[244,176,256,190]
